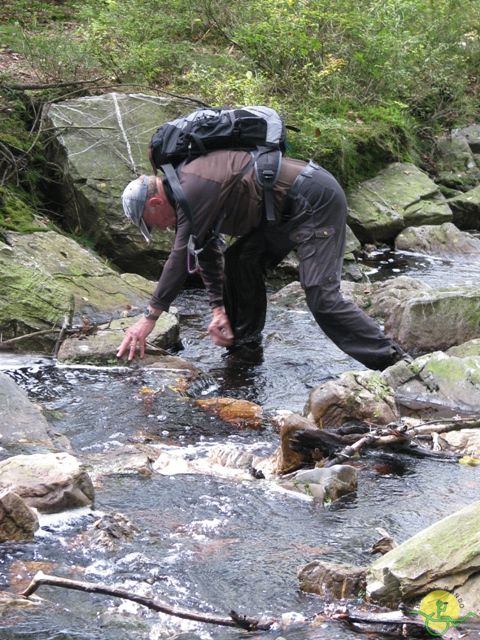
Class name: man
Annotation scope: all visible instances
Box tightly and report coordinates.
[117,149,406,369]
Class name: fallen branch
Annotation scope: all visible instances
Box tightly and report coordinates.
[21,572,274,632]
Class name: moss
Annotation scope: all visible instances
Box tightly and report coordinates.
[0,186,52,233]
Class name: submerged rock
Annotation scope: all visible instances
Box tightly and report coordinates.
[0,490,39,542]
[195,397,263,429]
[366,501,480,609]
[0,453,94,513]
[347,162,452,243]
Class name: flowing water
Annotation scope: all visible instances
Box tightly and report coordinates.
[1,250,480,640]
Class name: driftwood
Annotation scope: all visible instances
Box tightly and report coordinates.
[21,572,275,632]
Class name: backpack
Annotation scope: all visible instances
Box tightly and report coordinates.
[149,105,287,230]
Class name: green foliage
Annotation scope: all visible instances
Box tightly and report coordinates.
[1,0,479,186]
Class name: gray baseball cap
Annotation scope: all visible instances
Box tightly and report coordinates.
[121,175,152,243]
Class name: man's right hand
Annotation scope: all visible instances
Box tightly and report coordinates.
[116,316,158,361]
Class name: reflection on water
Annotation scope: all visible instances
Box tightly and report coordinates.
[1,250,480,639]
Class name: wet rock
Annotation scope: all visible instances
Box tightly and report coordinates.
[347,162,452,243]
[298,560,366,600]
[306,370,399,428]
[0,372,54,455]
[366,501,480,608]
[0,491,39,542]
[271,413,320,474]
[57,314,180,364]
[278,464,358,502]
[395,222,480,255]
[0,453,94,513]
[0,230,157,352]
[448,184,480,230]
[44,93,187,277]
[269,281,306,309]
[195,397,263,429]
[384,349,480,416]
[77,513,138,550]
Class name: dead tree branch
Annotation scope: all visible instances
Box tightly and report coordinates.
[1,77,106,91]
[21,572,275,632]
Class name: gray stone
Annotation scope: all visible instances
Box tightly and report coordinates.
[0,452,94,513]
[347,163,452,242]
[298,560,366,600]
[0,372,53,455]
[395,222,480,255]
[0,490,39,542]
[366,501,480,607]
[0,230,161,352]
[306,370,399,428]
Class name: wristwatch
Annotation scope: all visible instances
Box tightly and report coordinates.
[143,308,160,320]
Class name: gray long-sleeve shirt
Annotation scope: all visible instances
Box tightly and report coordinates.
[149,150,306,311]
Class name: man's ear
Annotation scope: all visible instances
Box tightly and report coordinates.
[148,195,166,210]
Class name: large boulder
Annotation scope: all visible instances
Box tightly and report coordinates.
[394,222,480,255]
[0,452,94,513]
[366,501,480,609]
[44,93,191,276]
[0,372,54,456]
[347,163,452,242]
[346,276,480,354]
[0,230,164,351]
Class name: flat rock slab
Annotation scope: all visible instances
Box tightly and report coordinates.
[0,452,94,513]
[57,314,180,364]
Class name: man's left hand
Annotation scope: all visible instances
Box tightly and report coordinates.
[208,306,234,347]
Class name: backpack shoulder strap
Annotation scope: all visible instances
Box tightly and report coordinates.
[161,163,196,234]
[254,148,282,223]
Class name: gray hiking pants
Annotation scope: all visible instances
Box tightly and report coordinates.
[223,164,399,370]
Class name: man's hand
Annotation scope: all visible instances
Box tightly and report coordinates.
[116,316,158,361]
[208,306,234,347]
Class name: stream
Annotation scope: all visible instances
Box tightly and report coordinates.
[1,249,480,640]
